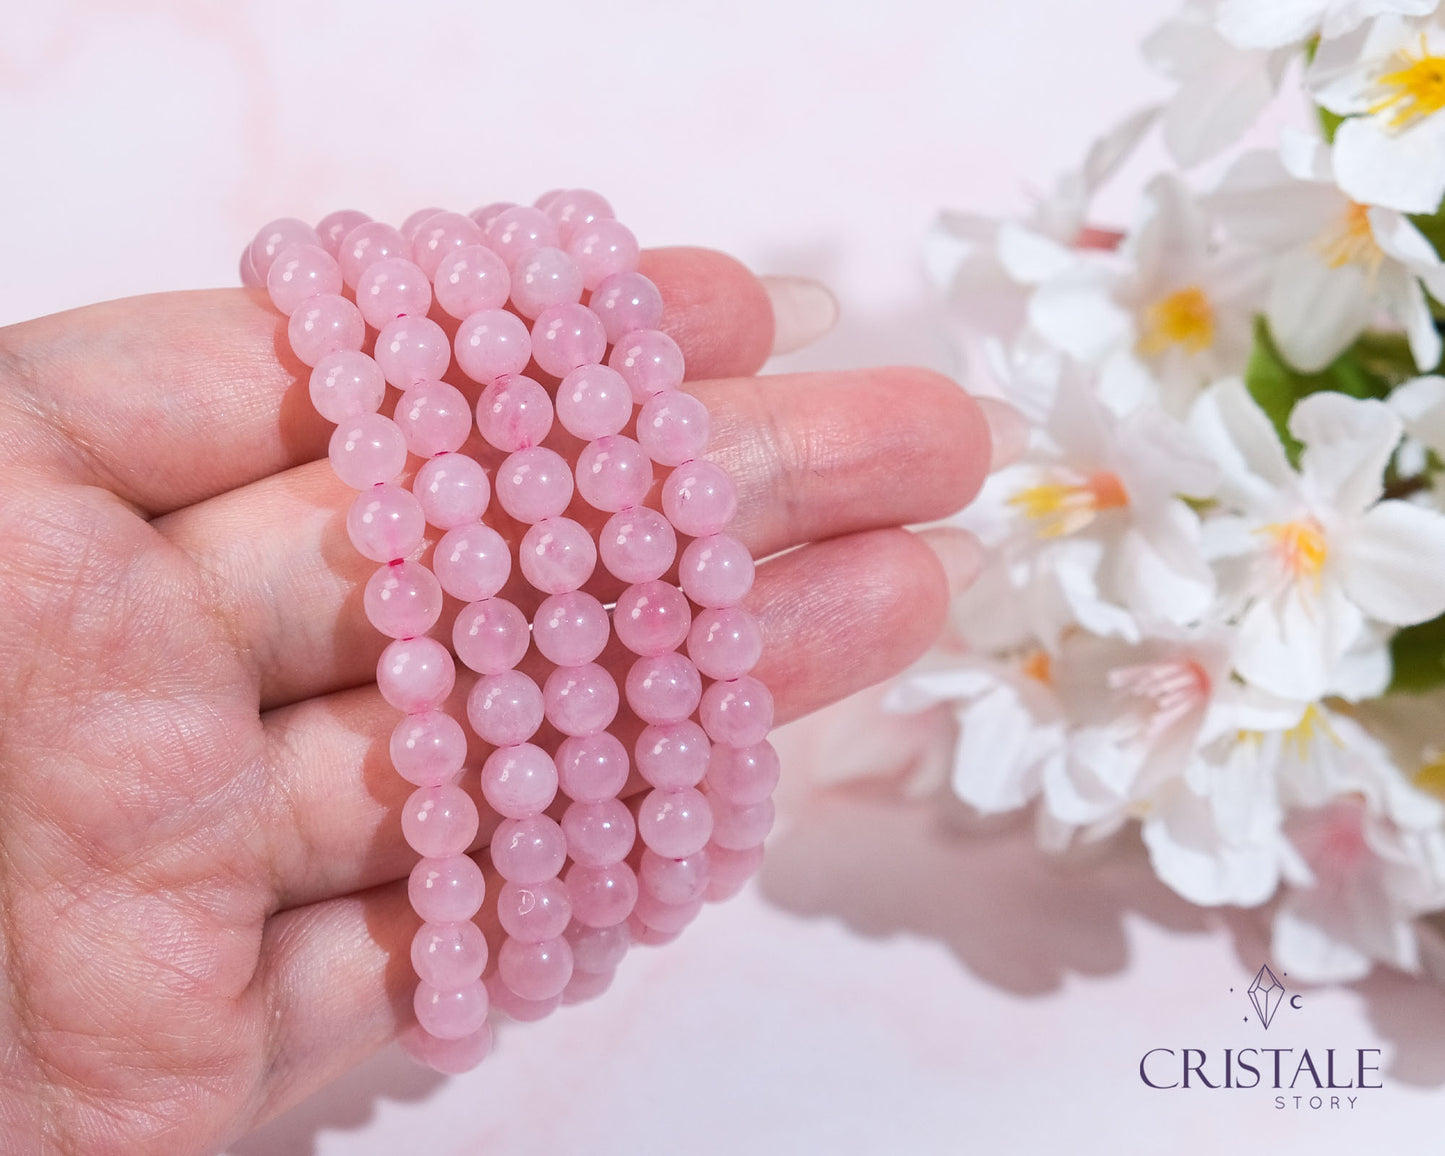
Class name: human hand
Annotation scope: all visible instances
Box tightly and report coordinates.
[0,247,1006,1154]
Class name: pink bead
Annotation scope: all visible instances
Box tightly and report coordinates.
[498,935,574,1002]
[414,979,490,1041]
[399,1022,493,1075]
[662,460,738,536]
[348,482,425,562]
[491,815,567,883]
[613,581,691,657]
[365,560,443,639]
[395,379,472,458]
[329,413,408,488]
[355,256,432,329]
[496,878,573,943]
[599,507,677,583]
[467,670,544,747]
[288,293,365,367]
[561,798,636,867]
[379,636,456,714]
[637,390,710,466]
[484,205,560,269]
[534,189,567,212]
[532,303,607,378]
[315,209,370,257]
[568,218,640,291]
[375,316,451,389]
[565,860,639,928]
[412,210,485,279]
[532,591,610,666]
[453,598,531,675]
[565,919,631,973]
[268,243,342,316]
[481,743,558,819]
[485,977,562,1023]
[639,848,710,906]
[575,435,653,512]
[390,710,468,787]
[456,309,532,385]
[469,201,517,232]
[628,914,683,947]
[411,920,489,989]
[707,792,775,851]
[239,245,262,288]
[476,375,554,453]
[519,517,596,594]
[679,533,755,608]
[402,783,480,857]
[495,447,573,523]
[543,189,614,245]
[609,329,685,402]
[414,453,491,529]
[705,739,779,806]
[562,967,614,1005]
[543,662,619,737]
[510,246,583,319]
[434,244,511,320]
[625,652,703,725]
[309,350,386,422]
[433,523,511,601]
[337,221,408,290]
[705,842,764,901]
[249,217,321,280]
[636,787,714,858]
[409,854,486,923]
[590,271,664,345]
[700,676,774,747]
[635,720,710,789]
[554,732,630,803]
[632,890,704,935]
[688,606,763,680]
[400,207,445,242]
[556,364,632,440]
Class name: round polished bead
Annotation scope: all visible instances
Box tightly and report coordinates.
[378,636,456,714]
[268,243,342,316]
[519,517,596,594]
[495,447,573,523]
[289,293,365,367]
[452,598,530,675]
[554,732,630,803]
[543,189,614,245]
[589,271,663,344]
[329,413,408,488]
[628,914,683,947]
[355,256,432,329]
[707,792,775,851]
[375,316,451,389]
[705,842,765,901]
[484,205,560,269]
[636,787,714,859]
[402,784,480,857]
[639,847,711,906]
[399,1022,494,1075]
[564,919,630,973]
[309,350,386,422]
[625,652,703,725]
[315,208,370,256]
[599,507,677,583]
[609,329,685,402]
[556,364,632,440]
[337,221,408,290]
[414,979,490,1041]
[434,244,511,320]
[249,217,321,280]
[455,309,532,385]
[400,207,445,242]
[687,605,763,680]
[531,303,607,378]
[575,435,653,512]
[498,935,574,1002]
[395,379,472,458]
[613,581,691,657]
[532,591,610,666]
[565,860,639,928]
[240,245,262,288]
[411,920,489,990]
[480,743,558,819]
[467,670,544,747]
[412,210,485,279]
[413,452,490,529]
[433,523,511,602]
[635,720,710,789]
[490,815,567,883]
[679,533,754,608]
[485,977,563,1023]
[534,189,566,212]
[497,878,573,943]
[632,890,704,935]
[637,390,710,466]
[390,709,467,786]
[510,246,583,319]
[700,676,774,747]
[562,966,615,1005]
[662,459,738,536]
[561,798,636,867]
[365,560,443,639]
[476,375,554,453]
[347,482,426,562]
[408,853,486,923]
[705,739,780,805]
[469,200,517,232]
[568,218,640,290]
[543,663,619,737]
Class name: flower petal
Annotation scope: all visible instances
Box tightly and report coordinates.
[1233,580,1364,701]
[1028,265,1131,363]
[1332,112,1445,214]
[1289,392,1400,512]
[1337,499,1445,625]
[1142,786,1282,906]
[1390,374,1445,455]
[1187,377,1295,512]
[1272,902,1374,982]
[1266,250,1372,372]
[1215,0,1323,49]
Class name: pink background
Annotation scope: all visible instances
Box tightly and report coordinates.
[5,1,1445,1151]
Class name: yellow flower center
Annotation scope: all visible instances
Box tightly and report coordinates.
[1260,517,1328,584]
[1019,648,1053,685]
[1283,703,1342,760]
[1369,36,1445,131]
[1415,750,1445,797]
[1137,286,1215,356]
[1315,202,1384,274]
[1009,470,1128,538]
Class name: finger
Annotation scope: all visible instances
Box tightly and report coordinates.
[0,247,773,517]
[259,525,967,911]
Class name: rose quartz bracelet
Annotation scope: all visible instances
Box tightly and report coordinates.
[242,192,777,1074]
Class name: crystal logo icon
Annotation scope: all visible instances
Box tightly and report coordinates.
[1248,964,1286,1029]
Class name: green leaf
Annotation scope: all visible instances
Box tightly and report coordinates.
[1389,613,1445,693]
[1317,105,1345,144]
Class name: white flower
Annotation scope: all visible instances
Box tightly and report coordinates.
[1189,380,1445,698]
[1216,0,1438,49]
[1390,373,1445,454]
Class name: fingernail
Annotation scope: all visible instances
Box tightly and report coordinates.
[976,397,1030,472]
[760,275,840,356]
[918,527,985,597]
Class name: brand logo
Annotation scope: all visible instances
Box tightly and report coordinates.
[1246,964,1285,1029]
